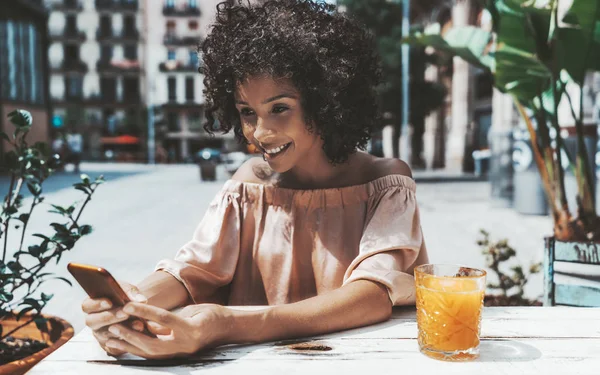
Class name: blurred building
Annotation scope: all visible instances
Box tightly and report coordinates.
[0,0,52,162]
[419,0,494,172]
[144,0,236,163]
[45,0,145,162]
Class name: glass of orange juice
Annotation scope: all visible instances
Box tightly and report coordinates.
[415,264,486,361]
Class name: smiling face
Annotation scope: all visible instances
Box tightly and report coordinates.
[235,76,322,174]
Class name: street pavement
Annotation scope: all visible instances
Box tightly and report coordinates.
[1,162,552,332]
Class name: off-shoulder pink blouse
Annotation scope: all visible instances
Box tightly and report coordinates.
[155,174,429,306]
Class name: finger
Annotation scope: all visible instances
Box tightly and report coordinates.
[105,339,159,359]
[108,324,158,354]
[93,329,115,343]
[82,298,113,313]
[146,321,171,336]
[85,308,129,331]
[131,320,144,332]
[119,282,147,303]
[123,303,183,329]
[93,330,125,356]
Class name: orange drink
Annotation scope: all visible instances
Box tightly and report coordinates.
[415,264,486,361]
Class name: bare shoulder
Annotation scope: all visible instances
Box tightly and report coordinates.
[364,155,413,179]
[231,157,277,184]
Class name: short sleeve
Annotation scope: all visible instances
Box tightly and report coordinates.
[342,185,425,306]
[155,186,242,304]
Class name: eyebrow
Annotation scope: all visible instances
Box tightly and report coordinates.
[235,93,298,105]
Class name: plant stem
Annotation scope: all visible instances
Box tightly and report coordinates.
[18,197,38,256]
[550,75,569,213]
[0,316,36,341]
[515,100,560,218]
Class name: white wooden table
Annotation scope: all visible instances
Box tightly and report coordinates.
[28,306,600,375]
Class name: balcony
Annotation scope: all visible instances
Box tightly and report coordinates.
[50,29,86,42]
[97,59,141,74]
[163,6,201,17]
[163,35,202,47]
[50,60,88,73]
[159,61,200,73]
[96,29,139,43]
[95,0,138,12]
[51,0,83,11]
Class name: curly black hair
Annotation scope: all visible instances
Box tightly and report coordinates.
[201,0,382,164]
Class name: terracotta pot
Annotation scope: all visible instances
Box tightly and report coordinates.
[0,314,74,375]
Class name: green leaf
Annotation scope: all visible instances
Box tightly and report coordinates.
[41,292,53,302]
[22,298,41,309]
[403,25,493,71]
[79,225,93,236]
[7,110,33,128]
[16,306,35,321]
[80,174,90,184]
[0,132,10,143]
[51,276,72,286]
[28,245,42,257]
[50,223,70,235]
[49,204,67,215]
[0,291,13,302]
[27,182,42,196]
[34,316,49,334]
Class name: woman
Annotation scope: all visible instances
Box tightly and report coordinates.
[82,0,428,359]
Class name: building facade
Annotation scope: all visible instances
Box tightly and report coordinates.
[46,0,145,162]
[0,0,52,163]
[145,0,236,163]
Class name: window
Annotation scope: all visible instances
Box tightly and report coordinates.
[64,44,79,65]
[185,77,194,101]
[188,0,197,9]
[189,50,198,68]
[123,15,136,36]
[65,76,83,99]
[123,77,139,101]
[167,77,177,101]
[100,77,116,101]
[188,111,202,130]
[0,21,45,104]
[124,44,137,60]
[100,45,112,62]
[188,20,198,30]
[165,0,175,9]
[167,112,179,131]
[167,49,176,60]
[99,15,112,35]
[65,15,77,34]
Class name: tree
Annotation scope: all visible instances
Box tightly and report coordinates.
[339,0,446,165]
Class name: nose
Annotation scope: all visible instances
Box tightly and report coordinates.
[252,118,275,143]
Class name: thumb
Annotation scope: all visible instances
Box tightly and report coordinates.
[120,282,147,303]
[146,321,171,336]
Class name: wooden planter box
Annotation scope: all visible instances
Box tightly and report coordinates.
[543,237,600,307]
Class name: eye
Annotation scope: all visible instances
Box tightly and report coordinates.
[272,105,289,114]
[239,108,255,116]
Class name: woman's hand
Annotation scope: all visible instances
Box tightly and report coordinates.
[81,281,148,356]
[104,303,231,359]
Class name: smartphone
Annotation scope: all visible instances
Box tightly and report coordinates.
[67,262,155,336]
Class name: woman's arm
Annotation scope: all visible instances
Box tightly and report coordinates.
[223,279,393,345]
[135,271,191,310]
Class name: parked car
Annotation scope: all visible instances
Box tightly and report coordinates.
[223,151,251,175]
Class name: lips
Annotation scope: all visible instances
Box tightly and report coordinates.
[263,142,291,160]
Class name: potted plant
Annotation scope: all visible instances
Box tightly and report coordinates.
[0,110,103,375]
[405,0,600,301]
[478,230,542,306]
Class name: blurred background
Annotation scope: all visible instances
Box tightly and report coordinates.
[1,0,599,332]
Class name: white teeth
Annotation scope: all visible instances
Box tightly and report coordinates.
[265,143,289,155]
